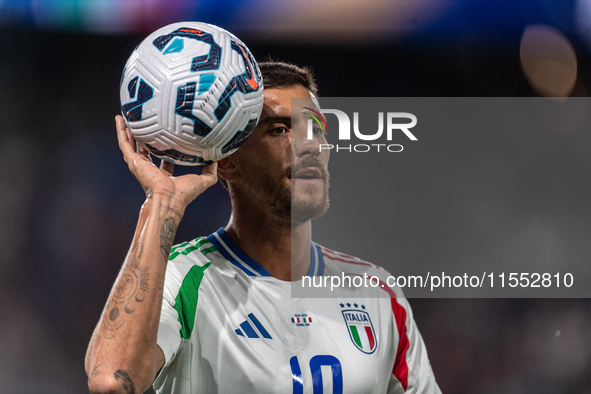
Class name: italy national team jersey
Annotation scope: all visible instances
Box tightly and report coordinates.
[153,228,441,394]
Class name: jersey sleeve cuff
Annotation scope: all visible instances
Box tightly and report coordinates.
[154,320,182,383]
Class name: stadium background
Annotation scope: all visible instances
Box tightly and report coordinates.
[1,0,591,392]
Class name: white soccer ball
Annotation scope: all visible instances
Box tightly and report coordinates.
[119,22,264,165]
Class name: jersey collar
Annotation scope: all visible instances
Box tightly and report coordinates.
[207,228,324,277]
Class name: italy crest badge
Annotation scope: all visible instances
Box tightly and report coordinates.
[341,306,377,354]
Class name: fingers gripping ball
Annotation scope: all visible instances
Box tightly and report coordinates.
[120,22,264,165]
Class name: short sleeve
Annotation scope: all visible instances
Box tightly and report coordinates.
[387,296,442,394]
[152,260,186,383]
[156,298,183,374]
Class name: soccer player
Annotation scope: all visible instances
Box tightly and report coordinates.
[85,62,441,394]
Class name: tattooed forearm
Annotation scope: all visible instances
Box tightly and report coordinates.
[159,216,176,261]
[114,267,146,302]
[101,215,174,339]
[114,369,136,394]
[130,240,143,264]
[102,265,150,338]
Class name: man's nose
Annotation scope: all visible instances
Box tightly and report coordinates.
[293,135,321,158]
[292,120,320,157]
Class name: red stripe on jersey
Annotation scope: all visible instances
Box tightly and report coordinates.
[391,297,409,391]
[319,246,384,270]
[322,253,374,266]
[318,245,360,261]
[348,274,409,391]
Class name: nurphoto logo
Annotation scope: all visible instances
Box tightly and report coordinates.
[304,108,418,153]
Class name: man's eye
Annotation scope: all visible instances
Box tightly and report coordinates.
[313,126,325,135]
[271,127,289,134]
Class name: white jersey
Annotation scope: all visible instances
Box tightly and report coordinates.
[153,228,441,394]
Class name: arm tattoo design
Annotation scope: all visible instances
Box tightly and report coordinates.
[114,369,136,394]
[159,216,176,261]
[102,217,175,338]
[102,245,150,339]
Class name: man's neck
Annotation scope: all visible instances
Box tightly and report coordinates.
[224,204,311,281]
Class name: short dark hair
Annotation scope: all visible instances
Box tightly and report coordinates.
[218,60,317,190]
[258,60,318,96]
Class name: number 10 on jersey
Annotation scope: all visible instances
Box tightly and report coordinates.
[290,355,343,394]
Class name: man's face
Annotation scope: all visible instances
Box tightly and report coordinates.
[231,85,330,225]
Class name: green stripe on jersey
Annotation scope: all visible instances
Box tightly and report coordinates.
[169,241,190,256]
[169,237,215,261]
[201,245,217,256]
[174,262,212,339]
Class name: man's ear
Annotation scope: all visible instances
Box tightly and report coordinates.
[217,156,239,184]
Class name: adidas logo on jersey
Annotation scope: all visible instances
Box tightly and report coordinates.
[234,313,273,339]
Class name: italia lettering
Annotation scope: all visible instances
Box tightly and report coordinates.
[344,313,369,322]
